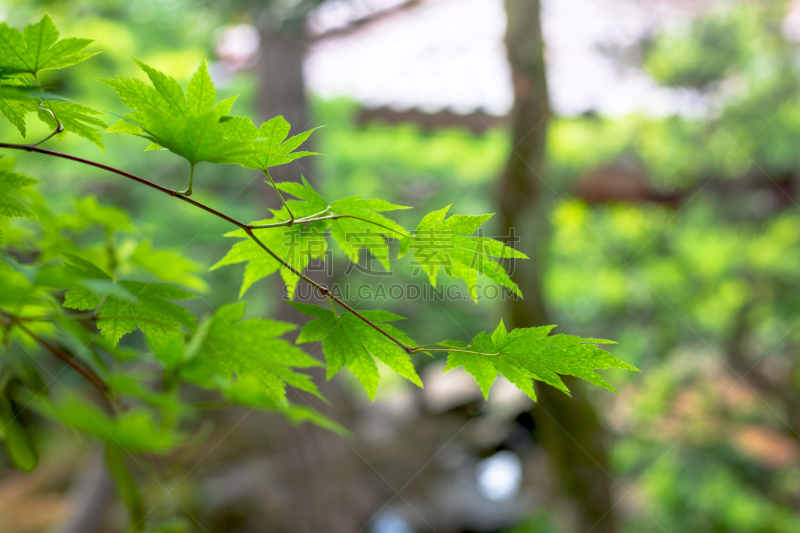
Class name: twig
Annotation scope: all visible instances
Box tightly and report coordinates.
[1,311,112,406]
[0,142,434,355]
[243,227,416,352]
[0,143,248,229]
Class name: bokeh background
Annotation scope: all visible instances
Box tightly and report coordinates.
[3,0,800,532]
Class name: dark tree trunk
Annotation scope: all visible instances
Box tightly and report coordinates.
[257,19,325,307]
[257,22,317,185]
[253,19,366,533]
[498,1,618,532]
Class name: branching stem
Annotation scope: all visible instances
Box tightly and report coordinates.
[0,310,112,409]
[0,142,453,358]
[249,213,336,229]
[408,345,495,356]
[243,227,414,352]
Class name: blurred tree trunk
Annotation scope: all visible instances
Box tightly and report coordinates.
[254,19,367,533]
[498,1,617,532]
[257,19,322,303]
[257,20,316,185]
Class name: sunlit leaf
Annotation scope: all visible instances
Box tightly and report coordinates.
[101,60,257,165]
[237,115,320,171]
[0,15,98,75]
[292,302,422,400]
[399,205,528,301]
[443,320,635,400]
[36,100,107,150]
[214,178,409,297]
[181,302,323,403]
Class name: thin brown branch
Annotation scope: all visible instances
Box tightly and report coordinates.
[0,143,248,229]
[0,142,419,354]
[243,228,415,353]
[3,312,111,406]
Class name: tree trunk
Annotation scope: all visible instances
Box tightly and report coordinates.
[254,19,367,533]
[257,22,317,185]
[498,1,617,532]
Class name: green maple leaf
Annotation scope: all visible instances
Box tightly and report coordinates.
[101,60,256,166]
[60,257,196,346]
[213,178,409,298]
[276,178,410,272]
[236,115,320,171]
[327,196,409,269]
[0,95,33,137]
[275,179,409,268]
[0,74,37,137]
[95,282,196,346]
[0,15,98,76]
[36,100,107,151]
[398,205,528,301]
[443,320,636,400]
[210,178,329,298]
[59,253,130,310]
[214,375,347,434]
[211,220,328,299]
[272,176,330,217]
[0,167,38,222]
[0,17,104,146]
[292,302,422,400]
[181,302,323,403]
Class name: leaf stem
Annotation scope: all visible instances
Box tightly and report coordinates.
[407,344,497,356]
[248,207,335,230]
[264,170,294,225]
[179,163,196,196]
[30,75,63,147]
[327,296,339,320]
[300,206,334,221]
[328,214,413,238]
[243,227,414,352]
[31,110,63,147]
[249,214,412,239]
[249,213,334,229]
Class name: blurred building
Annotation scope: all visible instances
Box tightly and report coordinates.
[304,0,700,119]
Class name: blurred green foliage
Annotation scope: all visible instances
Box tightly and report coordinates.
[310,3,800,531]
[1,0,800,531]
